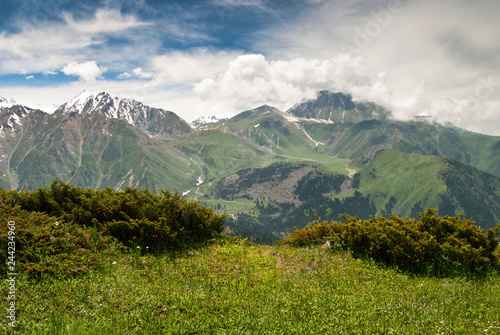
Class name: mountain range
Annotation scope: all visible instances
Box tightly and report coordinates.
[1,90,499,242]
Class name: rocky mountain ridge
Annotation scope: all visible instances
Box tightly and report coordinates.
[54,90,193,137]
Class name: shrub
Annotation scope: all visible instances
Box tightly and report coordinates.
[0,205,110,278]
[0,180,226,277]
[279,209,500,276]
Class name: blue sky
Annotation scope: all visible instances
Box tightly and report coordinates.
[0,0,499,135]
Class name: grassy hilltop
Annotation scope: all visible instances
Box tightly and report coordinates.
[0,182,499,334]
[2,239,500,334]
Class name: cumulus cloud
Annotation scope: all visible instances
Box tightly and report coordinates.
[150,49,239,86]
[192,53,385,115]
[62,61,107,82]
[132,67,154,79]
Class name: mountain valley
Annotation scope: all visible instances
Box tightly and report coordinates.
[1,90,499,242]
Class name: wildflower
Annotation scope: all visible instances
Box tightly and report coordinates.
[188,253,193,257]
[112,261,117,265]
[272,252,276,256]
[246,270,251,275]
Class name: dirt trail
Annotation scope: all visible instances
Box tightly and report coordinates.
[346,164,357,178]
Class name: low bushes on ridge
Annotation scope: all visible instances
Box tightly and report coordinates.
[278,209,500,276]
[0,180,225,277]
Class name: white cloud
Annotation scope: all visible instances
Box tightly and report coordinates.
[62,61,107,82]
[429,98,500,135]
[211,0,266,8]
[25,75,34,80]
[62,8,151,34]
[118,68,153,80]
[150,49,240,86]
[117,72,132,79]
[192,53,384,116]
[0,8,150,75]
[132,67,154,79]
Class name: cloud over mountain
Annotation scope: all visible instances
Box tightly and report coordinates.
[62,61,107,83]
[0,0,499,134]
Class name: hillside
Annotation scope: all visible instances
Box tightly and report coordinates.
[0,105,198,191]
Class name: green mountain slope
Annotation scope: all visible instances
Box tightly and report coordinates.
[359,150,500,229]
[212,150,500,242]
[358,150,446,218]
[0,107,198,192]
[302,119,500,177]
[225,105,317,153]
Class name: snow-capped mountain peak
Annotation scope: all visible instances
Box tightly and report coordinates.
[54,90,191,137]
[0,97,17,108]
[55,90,143,124]
[191,115,227,125]
[64,90,96,112]
[57,90,119,116]
[0,96,58,114]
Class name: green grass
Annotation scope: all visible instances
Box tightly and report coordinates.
[198,198,256,215]
[175,128,270,182]
[2,237,499,334]
[359,150,446,217]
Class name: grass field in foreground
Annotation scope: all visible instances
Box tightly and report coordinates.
[1,237,499,334]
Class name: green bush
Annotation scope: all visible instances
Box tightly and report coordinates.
[279,209,500,276]
[0,205,110,278]
[0,180,226,277]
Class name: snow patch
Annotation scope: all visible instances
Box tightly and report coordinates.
[182,174,205,197]
[300,127,325,147]
[8,113,22,129]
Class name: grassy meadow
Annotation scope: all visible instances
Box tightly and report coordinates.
[2,237,499,334]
